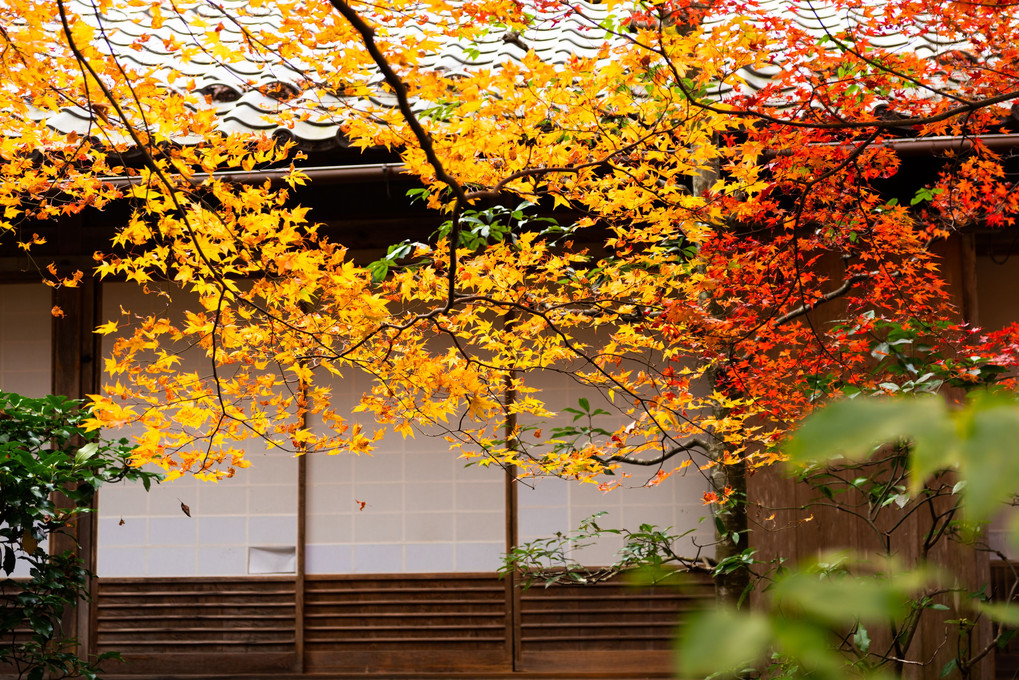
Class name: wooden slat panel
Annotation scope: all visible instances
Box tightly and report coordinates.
[517,573,714,674]
[96,577,297,675]
[0,578,49,675]
[90,572,709,677]
[303,574,509,672]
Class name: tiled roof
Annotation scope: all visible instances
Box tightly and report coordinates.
[48,0,614,151]
[702,0,971,105]
[43,0,981,151]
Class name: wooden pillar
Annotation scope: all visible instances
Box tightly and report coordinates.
[953,232,993,679]
[959,232,980,328]
[295,431,307,672]
[502,313,521,670]
[505,460,520,669]
[50,274,102,660]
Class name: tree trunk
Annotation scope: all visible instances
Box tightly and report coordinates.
[693,152,751,607]
[710,454,750,606]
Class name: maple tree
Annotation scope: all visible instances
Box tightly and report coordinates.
[4,0,1019,616]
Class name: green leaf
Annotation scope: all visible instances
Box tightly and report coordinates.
[975,601,1019,627]
[74,442,99,466]
[786,395,945,463]
[2,546,14,575]
[956,397,1019,522]
[786,395,956,494]
[853,625,871,653]
[676,608,771,677]
[770,563,922,626]
[772,618,846,677]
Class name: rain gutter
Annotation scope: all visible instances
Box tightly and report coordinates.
[865,133,1019,156]
[96,133,1019,188]
[98,162,411,188]
[766,133,1019,158]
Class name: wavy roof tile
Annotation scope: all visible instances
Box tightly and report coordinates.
[47,0,977,151]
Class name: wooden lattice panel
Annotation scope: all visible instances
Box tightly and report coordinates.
[303,574,509,673]
[96,577,297,675]
[516,573,714,674]
[0,579,35,676]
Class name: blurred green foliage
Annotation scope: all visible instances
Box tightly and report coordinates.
[678,392,1019,679]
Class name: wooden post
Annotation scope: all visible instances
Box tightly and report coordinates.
[295,435,307,672]
[50,274,102,661]
[955,232,992,679]
[502,312,521,670]
[959,232,980,328]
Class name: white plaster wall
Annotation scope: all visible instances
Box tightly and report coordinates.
[0,283,53,578]
[96,283,299,577]
[515,367,712,566]
[517,477,712,566]
[94,284,709,576]
[97,450,299,577]
[305,369,506,574]
[0,283,51,398]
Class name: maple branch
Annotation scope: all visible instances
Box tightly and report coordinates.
[86,0,156,140]
[801,0,975,107]
[727,127,882,347]
[598,438,708,467]
[56,1,231,280]
[444,294,722,449]
[463,123,680,201]
[773,270,873,327]
[351,286,722,468]
[201,286,230,472]
[757,125,888,384]
[62,1,366,379]
[328,0,467,309]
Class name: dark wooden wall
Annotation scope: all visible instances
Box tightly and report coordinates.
[747,234,995,678]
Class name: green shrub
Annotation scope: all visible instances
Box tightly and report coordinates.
[0,392,158,680]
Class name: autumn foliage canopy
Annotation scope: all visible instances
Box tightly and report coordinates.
[2,0,1019,490]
